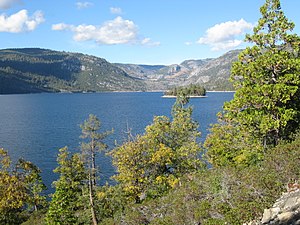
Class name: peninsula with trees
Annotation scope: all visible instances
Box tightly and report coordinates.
[163,84,206,98]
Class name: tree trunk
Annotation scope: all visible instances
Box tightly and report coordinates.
[91,138,96,187]
[263,136,267,149]
[89,174,98,225]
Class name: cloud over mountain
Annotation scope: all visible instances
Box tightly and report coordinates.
[52,16,159,46]
[198,19,253,51]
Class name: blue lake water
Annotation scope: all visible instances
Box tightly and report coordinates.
[0,92,233,192]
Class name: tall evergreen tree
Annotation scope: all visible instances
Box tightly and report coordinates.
[80,114,113,225]
[46,147,86,225]
[205,0,300,166]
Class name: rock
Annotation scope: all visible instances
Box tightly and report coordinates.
[261,207,280,223]
[246,189,300,225]
[277,211,293,223]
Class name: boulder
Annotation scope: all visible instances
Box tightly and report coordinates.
[245,189,300,225]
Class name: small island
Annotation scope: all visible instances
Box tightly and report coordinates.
[162,84,207,98]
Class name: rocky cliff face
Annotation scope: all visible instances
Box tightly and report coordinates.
[115,49,241,91]
[245,188,300,225]
[0,48,241,94]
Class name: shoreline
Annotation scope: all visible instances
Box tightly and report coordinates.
[162,95,208,98]
[206,91,235,93]
[0,90,235,96]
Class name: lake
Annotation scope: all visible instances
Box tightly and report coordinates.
[0,91,233,192]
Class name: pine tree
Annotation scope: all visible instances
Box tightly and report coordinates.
[46,147,86,225]
[205,0,300,166]
[80,114,113,225]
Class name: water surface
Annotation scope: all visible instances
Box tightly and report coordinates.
[0,92,233,191]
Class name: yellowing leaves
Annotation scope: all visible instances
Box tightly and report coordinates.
[0,149,46,223]
[111,97,205,202]
[150,144,174,165]
[96,191,106,200]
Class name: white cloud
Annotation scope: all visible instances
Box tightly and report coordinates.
[197,19,253,51]
[76,1,93,9]
[0,10,45,33]
[52,23,69,31]
[141,37,160,46]
[110,7,122,15]
[209,40,243,51]
[52,16,160,46]
[0,0,21,10]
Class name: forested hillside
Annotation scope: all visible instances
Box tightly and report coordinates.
[0,48,145,94]
[0,48,240,94]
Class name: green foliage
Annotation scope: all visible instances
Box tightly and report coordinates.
[46,147,87,225]
[46,116,112,225]
[80,114,113,225]
[114,133,300,224]
[21,209,47,225]
[110,96,205,202]
[204,115,264,167]
[0,148,46,225]
[95,184,128,221]
[229,0,300,144]
[16,159,47,211]
[80,114,113,186]
[205,0,300,166]
[164,84,206,96]
[0,48,146,94]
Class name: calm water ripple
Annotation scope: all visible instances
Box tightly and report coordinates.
[0,92,233,193]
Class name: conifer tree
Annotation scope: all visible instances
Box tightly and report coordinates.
[205,0,300,166]
[46,147,86,225]
[80,114,113,225]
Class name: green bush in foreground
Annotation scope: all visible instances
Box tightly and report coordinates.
[114,135,300,224]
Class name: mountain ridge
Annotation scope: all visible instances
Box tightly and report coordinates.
[0,48,145,94]
[0,48,241,94]
[115,49,241,91]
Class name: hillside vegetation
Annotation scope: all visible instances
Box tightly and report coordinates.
[164,84,206,97]
[0,48,145,94]
[1,0,300,224]
[0,48,240,94]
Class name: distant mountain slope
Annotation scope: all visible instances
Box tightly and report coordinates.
[0,48,145,94]
[0,48,241,94]
[114,64,166,80]
[182,50,241,90]
[115,49,241,91]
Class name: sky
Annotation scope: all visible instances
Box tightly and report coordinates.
[0,0,299,65]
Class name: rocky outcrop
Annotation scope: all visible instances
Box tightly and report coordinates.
[115,49,241,91]
[245,189,300,225]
